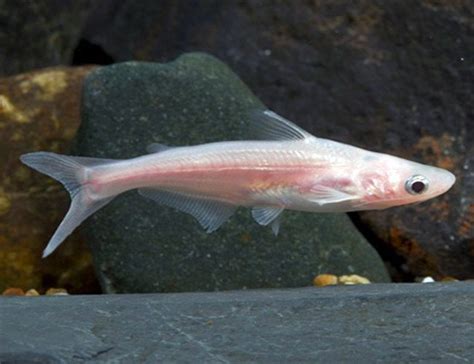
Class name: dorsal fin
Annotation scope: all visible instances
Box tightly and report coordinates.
[146,143,172,154]
[249,110,315,141]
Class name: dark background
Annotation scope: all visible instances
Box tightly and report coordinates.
[0,0,472,293]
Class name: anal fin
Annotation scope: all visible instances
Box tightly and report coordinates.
[138,188,236,233]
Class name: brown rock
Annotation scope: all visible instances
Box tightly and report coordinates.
[0,66,101,294]
[313,274,338,287]
[45,288,69,296]
[2,287,25,296]
[25,288,40,296]
[338,275,371,285]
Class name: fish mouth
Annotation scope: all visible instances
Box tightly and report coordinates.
[354,189,452,210]
[428,170,456,197]
[445,171,456,190]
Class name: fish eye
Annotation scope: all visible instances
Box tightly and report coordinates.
[405,175,429,195]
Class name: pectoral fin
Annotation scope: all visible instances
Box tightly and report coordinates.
[138,188,236,233]
[271,215,282,236]
[309,185,356,205]
[252,206,284,235]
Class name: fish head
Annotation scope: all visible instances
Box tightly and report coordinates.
[355,153,456,210]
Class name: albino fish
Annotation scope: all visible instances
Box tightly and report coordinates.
[21,110,456,257]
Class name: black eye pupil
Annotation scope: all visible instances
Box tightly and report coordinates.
[411,181,425,193]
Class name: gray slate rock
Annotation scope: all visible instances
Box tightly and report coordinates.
[77,53,389,293]
[82,0,474,280]
[1,283,474,363]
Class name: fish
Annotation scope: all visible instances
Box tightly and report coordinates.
[20,110,456,257]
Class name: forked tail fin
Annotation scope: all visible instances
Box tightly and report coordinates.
[20,152,116,257]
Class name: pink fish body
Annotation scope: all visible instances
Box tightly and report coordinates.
[21,110,456,257]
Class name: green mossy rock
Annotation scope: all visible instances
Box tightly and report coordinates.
[78,53,389,293]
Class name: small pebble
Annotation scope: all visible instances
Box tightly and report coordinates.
[2,287,25,296]
[45,288,69,296]
[25,289,40,296]
[338,275,371,285]
[313,274,338,287]
[421,276,435,283]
